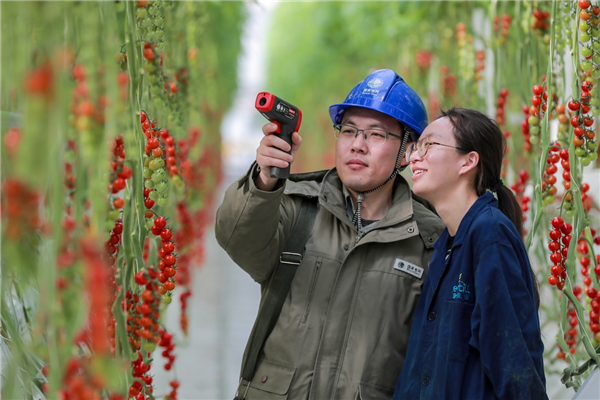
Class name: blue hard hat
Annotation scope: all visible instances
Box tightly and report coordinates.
[329,69,428,139]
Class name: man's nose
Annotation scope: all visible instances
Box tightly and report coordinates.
[350,131,368,151]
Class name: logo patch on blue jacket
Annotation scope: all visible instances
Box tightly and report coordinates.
[393,259,423,279]
[452,273,471,300]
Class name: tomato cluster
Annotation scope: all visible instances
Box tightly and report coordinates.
[568,81,599,166]
[520,105,533,153]
[141,111,170,209]
[527,84,548,145]
[578,0,600,77]
[136,0,166,50]
[555,103,570,141]
[510,169,531,235]
[493,13,511,44]
[547,216,573,290]
[129,350,154,400]
[557,148,576,217]
[415,50,433,72]
[541,145,561,206]
[474,50,485,82]
[532,8,550,35]
[495,88,509,126]
[1,179,44,240]
[158,329,176,371]
[557,300,580,360]
[440,65,456,99]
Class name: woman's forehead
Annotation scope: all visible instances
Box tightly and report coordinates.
[422,118,453,139]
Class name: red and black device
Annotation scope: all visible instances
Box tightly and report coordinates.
[255,92,302,179]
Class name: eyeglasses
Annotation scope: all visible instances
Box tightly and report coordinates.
[405,137,466,162]
[333,124,402,146]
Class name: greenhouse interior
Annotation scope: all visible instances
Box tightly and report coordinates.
[1,1,600,399]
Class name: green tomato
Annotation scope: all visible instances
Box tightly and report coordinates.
[161,294,172,304]
[580,20,591,32]
[146,219,154,229]
[528,115,539,125]
[144,157,151,167]
[149,190,159,200]
[144,341,156,353]
[144,62,156,74]
[150,86,162,96]
[588,149,598,160]
[151,172,163,183]
[587,140,598,150]
[565,208,575,218]
[563,201,572,210]
[543,195,555,206]
[157,158,165,168]
[156,182,168,193]
[575,147,587,157]
[148,159,160,171]
[137,8,148,19]
[108,210,121,221]
[529,135,539,145]
[557,132,567,141]
[144,179,156,189]
[157,197,168,207]
[143,167,153,178]
[142,17,154,28]
[155,30,165,41]
[591,97,600,107]
[580,32,591,42]
[581,60,594,71]
[593,40,600,50]
[529,126,540,135]
[582,46,593,57]
[593,28,600,38]
[558,123,568,133]
[581,156,592,166]
[147,75,159,85]
[156,42,165,51]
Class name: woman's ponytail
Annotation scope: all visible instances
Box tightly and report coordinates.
[495,183,524,239]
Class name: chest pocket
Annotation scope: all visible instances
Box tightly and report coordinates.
[247,359,296,398]
[441,301,474,363]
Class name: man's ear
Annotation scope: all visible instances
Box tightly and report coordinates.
[458,151,479,176]
[399,141,415,167]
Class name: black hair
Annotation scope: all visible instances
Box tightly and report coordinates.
[440,107,540,305]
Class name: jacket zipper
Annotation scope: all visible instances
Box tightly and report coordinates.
[301,260,322,323]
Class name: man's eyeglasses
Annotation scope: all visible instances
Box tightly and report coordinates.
[333,124,402,146]
[405,137,467,162]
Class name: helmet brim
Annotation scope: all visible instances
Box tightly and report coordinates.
[329,100,423,141]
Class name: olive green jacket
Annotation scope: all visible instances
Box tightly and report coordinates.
[215,163,444,400]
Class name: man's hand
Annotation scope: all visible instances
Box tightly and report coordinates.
[255,122,302,191]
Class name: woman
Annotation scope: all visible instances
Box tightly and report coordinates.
[393,108,547,400]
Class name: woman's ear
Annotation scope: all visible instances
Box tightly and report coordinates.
[458,151,479,176]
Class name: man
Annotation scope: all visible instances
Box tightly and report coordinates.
[215,69,444,399]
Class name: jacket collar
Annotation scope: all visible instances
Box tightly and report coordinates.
[433,192,497,252]
[427,192,498,306]
[285,168,423,242]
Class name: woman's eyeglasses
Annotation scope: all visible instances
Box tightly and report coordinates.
[405,137,466,162]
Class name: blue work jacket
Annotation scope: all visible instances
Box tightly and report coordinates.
[394,192,547,400]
